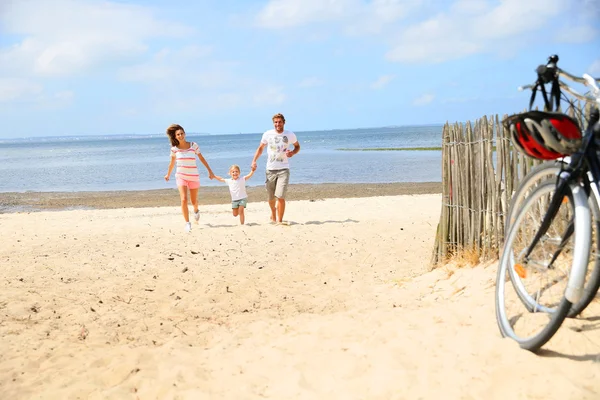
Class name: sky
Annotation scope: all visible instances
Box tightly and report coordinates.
[0,0,599,138]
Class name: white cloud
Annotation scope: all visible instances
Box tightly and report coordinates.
[385,0,572,64]
[298,77,325,88]
[413,93,435,106]
[255,0,586,65]
[370,75,395,89]
[54,90,74,101]
[253,86,287,106]
[472,0,566,39]
[0,78,43,102]
[0,0,193,77]
[118,46,217,86]
[254,0,415,32]
[450,0,489,15]
[255,0,357,29]
[555,25,598,43]
[386,15,482,63]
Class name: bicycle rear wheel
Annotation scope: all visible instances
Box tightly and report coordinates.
[496,180,591,352]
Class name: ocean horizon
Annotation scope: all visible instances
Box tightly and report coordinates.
[0,124,444,193]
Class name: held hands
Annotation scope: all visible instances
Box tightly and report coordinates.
[209,172,215,180]
[251,161,257,171]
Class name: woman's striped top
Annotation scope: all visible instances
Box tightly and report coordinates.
[170,142,200,182]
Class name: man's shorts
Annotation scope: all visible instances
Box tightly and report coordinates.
[232,198,248,209]
[176,177,200,189]
[265,169,290,200]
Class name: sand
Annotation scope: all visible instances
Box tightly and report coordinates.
[1,189,599,399]
[0,182,441,213]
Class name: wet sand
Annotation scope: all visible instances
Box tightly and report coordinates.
[0,182,441,212]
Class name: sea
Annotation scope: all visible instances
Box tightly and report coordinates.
[0,125,443,193]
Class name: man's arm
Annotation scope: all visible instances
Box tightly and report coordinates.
[251,143,266,171]
[286,141,300,158]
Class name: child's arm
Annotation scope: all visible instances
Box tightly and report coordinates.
[213,175,226,183]
[197,152,215,179]
[164,156,176,181]
[243,168,256,181]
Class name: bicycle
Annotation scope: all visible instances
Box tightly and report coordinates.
[495,55,600,352]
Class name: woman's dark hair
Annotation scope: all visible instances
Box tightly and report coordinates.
[166,124,184,147]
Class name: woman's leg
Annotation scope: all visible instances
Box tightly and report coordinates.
[190,187,199,213]
[178,185,189,222]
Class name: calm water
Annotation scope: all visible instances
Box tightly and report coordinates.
[0,125,443,193]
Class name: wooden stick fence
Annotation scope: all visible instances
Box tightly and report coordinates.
[429,103,588,267]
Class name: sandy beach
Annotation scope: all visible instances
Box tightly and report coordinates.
[1,186,599,399]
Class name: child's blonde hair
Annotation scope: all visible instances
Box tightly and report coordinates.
[229,164,241,173]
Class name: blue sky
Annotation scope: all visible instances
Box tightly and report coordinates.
[0,0,598,138]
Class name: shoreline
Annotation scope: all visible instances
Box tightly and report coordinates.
[0,182,442,213]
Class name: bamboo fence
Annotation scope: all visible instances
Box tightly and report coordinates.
[430,103,588,267]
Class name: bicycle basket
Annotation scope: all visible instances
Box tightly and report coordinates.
[504,111,582,160]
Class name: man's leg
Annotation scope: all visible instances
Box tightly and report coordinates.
[276,198,285,222]
[265,171,278,222]
[274,169,290,223]
[268,199,277,222]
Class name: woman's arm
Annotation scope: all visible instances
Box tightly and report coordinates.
[164,157,176,181]
[197,153,215,179]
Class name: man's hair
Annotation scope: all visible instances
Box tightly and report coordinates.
[272,113,285,123]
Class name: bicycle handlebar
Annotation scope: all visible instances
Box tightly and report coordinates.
[559,80,600,105]
[518,56,600,107]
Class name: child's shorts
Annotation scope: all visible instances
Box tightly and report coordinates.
[176,177,200,189]
[232,198,248,209]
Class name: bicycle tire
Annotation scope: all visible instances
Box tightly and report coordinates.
[496,180,590,352]
[505,161,564,229]
[505,162,600,317]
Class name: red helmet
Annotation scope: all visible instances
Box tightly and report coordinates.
[504,111,582,160]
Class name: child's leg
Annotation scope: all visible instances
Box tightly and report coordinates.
[177,185,189,222]
[238,205,245,225]
[232,207,239,217]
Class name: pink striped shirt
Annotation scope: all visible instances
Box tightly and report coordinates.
[170,142,200,182]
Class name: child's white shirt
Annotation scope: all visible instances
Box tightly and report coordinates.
[225,177,247,201]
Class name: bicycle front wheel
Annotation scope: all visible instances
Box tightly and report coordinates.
[505,161,600,318]
[496,179,591,352]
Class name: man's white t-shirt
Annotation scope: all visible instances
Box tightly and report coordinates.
[224,177,247,201]
[260,129,298,170]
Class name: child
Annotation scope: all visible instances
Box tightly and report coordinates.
[213,165,255,225]
[164,124,215,232]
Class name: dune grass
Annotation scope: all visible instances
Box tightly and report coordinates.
[337,146,497,151]
[337,147,442,151]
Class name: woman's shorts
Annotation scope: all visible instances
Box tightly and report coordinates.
[176,177,200,189]
[232,198,248,209]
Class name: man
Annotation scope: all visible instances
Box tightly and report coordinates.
[251,113,300,224]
